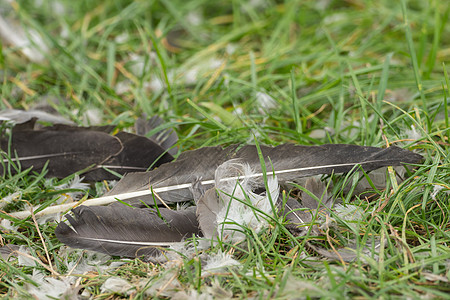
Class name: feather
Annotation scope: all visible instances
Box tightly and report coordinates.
[306,238,382,263]
[0,122,175,180]
[0,130,123,178]
[135,115,178,156]
[196,160,279,242]
[82,131,174,181]
[55,205,200,257]
[0,15,48,63]
[0,244,20,261]
[281,178,335,237]
[195,188,220,239]
[0,109,74,126]
[10,143,422,219]
[282,197,314,236]
[103,143,423,206]
[301,177,331,209]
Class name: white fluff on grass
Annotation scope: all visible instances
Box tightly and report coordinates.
[225,43,237,54]
[101,277,134,295]
[318,204,364,232]
[0,219,18,232]
[186,11,203,26]
[114,32,129,44]
[51,175,90,204]
[141,269,182,298]
[334,204,363,222]
[128,53,151,77]
[0,191,21,209]
[25,270,74,300]
[171,281,233,300]
[404,124,422,141]
[255,91,277,111]
[215,160,279,243]
[431,184,449,201]
[115,80,132,94]
[203,251,240,274]
[18,248,128,299]
[180,57,224,85]
[17,245,38,267]
[59,248,126,277]
[25,175,90,223]
[0,15,49,63]
[147,76,165,92]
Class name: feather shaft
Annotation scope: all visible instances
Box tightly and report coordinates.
[75,237,175,247]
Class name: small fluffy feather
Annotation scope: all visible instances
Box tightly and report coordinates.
[319,204,363,231]
[0,15,49,63]
[142,269,181,298]
[1,219,19,232]
[51,175,90,203]
[60,249,126,276]
[172,281,233,300]
[25,271,74,300]
[17,246,37,267]
[0,192,21,209]
[214,160,279,242]
[431,184,446,200]
[404,124,421,141]
[203,251,240,273]
[255,91,277,111]
[101,277,134,295]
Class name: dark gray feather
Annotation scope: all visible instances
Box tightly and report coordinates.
[55,205,200,257]
[105,144,423,207]
[195,188,221,239]
[0,123,175,180]
[82,131,174,181]
[0,130,123,178]
[54,144,422,258]
[135,115,178,156]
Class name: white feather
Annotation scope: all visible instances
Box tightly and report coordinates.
[101,277,134,295]
[25,270,73,300]
[203,251,240,273]
[0,191,21,210]
[17,246,37,267]
[0,16,49,63]
[0,219,18,232]
[51,175,90,204]
[59,248,125,277]
[404,124,422,141]
[214,160,279,242]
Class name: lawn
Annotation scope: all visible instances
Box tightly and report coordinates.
[0,0,449,298]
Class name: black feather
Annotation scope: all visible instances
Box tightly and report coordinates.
[135,115,178,156]
[0,123,175,180]
[105,144,423,207]
[82,131,174,181]
[55,205,200,257]
[0,130,123,178]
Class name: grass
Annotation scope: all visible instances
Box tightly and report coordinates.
[0,0,449,298]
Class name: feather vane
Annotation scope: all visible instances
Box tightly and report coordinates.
[55,206,200,257]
